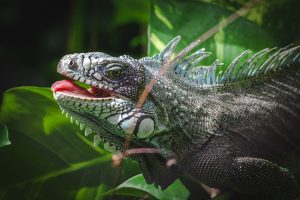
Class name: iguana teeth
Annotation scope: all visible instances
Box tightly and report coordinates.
[84,127,93,136]
[80,123,85,130]
[93,134,101,146]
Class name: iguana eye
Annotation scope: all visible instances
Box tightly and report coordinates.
[106,65,124,80]
[68,59,77,69]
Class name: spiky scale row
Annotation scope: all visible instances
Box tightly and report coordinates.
[58,106,120,153]
[167,40,300,87]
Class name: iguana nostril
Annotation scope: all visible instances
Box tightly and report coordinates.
[57,61,62,69]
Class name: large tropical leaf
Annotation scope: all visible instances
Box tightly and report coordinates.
[0,87,141,199]
[148,0,276,70]
[105,174,189,200]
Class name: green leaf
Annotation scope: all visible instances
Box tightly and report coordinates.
[0,124,10,147]
[0,86,140,199]
[75,185,107,200]
[112,0,150,26]
[106,174,189,200]
[67,0,85,52]
[148,0,276,70]
[204,0,300,46]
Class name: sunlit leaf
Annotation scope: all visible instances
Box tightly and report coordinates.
[203,0,300,46]
[148,0,276,71]
[0,124,10,147]
[105,174,189,200]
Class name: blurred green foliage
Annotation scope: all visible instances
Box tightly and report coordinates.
[0,124,10,147]
[0,0,149,97]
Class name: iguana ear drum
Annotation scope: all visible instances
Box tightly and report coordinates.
[136,118,155,139]
[120,116,155,139]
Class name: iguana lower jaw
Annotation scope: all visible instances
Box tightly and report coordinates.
[51,82,126,153]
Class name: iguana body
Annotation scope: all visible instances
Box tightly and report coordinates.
[52,36,300,199]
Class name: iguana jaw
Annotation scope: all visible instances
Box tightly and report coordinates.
[51,79,159,154]
[51,79,128,152]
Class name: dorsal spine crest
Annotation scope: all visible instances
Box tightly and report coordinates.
[152,36,300,88]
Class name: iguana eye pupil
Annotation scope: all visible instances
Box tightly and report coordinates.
[107,66,124,79]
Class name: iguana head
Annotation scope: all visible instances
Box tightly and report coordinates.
[51,37,182,154]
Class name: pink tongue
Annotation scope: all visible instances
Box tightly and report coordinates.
[51,80,90,95]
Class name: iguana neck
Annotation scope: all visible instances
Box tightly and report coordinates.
[147,74,220,155]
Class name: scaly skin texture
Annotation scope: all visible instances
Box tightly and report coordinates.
[52,36,300,199]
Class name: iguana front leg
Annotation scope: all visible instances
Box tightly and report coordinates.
[183,151,300,199]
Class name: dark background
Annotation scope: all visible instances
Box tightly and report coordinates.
[0,0,149,97]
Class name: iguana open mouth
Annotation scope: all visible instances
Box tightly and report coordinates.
[51,80,116,99]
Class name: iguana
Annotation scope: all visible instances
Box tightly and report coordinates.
[51,36,300,200]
